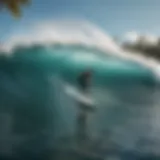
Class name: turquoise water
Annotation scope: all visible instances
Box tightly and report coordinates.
[0,44,158,159]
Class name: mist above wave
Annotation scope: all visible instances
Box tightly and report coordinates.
[1,20,120,53]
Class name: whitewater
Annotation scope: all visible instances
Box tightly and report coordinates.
[0,20,160,159]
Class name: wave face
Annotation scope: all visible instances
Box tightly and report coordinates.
[0,21,160,159]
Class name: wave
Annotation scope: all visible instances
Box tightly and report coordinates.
[0,20,160,81]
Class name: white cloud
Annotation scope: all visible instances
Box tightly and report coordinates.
[124,31,158,45]
[124,31,139,43]
[143,34,158,45]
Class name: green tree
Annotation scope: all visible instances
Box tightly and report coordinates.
[0,0,30,18]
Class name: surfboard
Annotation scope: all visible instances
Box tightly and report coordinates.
[65,84,94,106]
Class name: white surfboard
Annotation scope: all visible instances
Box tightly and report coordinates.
[65,84,94,106]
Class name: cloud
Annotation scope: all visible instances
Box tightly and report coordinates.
[124,31,139,43]
[124,31,158,45]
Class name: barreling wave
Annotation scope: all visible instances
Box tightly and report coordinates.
[0,20,160,81]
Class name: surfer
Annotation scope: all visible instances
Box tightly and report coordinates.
[77,70,95,110]
[76,70,95,148]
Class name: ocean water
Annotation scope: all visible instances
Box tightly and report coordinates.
[0,21,160,160]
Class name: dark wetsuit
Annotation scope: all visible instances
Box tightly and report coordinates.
[78,72,91,92]
[76,71,93,146]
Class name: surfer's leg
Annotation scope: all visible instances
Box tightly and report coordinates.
[76,111,88,148]
[76,111,83,146]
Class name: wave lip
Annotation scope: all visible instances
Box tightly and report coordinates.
[2,20,120,54]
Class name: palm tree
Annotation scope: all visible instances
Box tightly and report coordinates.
[0,0,30,18]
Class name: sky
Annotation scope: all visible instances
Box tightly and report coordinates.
[1,0,160,41]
